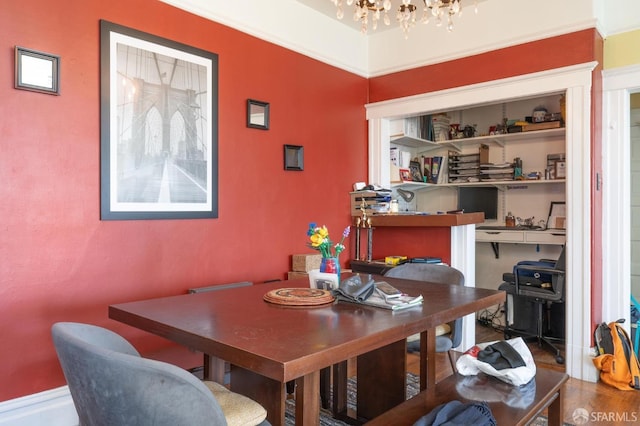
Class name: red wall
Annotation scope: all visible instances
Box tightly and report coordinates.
[368,29,600,103]
[0,0,603,402]
[0,0,368,401]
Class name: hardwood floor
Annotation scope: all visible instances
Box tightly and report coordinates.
[405,324,640,425]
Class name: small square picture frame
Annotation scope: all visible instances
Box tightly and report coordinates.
[399,168,412,182]
[284,144,303,171]
[247,99,269,130]
[15,46,60,95]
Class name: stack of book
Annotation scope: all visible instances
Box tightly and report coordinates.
[480,163,514,181]
[421,155,446,184]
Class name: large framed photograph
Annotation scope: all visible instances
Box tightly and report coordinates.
[100,21,218,220]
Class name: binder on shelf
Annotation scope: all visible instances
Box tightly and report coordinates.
[422,156,433,183]
[431,156,443,184]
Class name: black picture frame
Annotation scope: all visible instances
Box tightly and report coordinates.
[100,20,218,220]
[15,46,60,95]
[247,99,269,130]
[284,145,304,171]
[547,201,566,230]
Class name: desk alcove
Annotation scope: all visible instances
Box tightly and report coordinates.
[350,212,484,351]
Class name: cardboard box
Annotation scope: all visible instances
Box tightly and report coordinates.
[292,254,322,272]
[287,271,309,280]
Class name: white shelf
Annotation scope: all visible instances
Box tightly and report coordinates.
[391,179,565,192]
[391,127,565,153]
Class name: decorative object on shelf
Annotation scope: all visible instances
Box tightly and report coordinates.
[15,46,60,95]
[284,144,304,170]
[505,212,515,227]
[307,223,350,277]
[329,0,478,37]
[532,106,548,123]
[354,212,374,262]
[554,161,566,179]
[246,99,269,130]
[399,168,412,182]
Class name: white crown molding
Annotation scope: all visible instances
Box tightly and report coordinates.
[159,0,371,76]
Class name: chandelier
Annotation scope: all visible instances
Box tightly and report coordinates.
[329,0,478,38]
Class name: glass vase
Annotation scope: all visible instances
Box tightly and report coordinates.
[320,257,341,277]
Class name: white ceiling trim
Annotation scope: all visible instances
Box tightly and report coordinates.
[159,0,637,78]
[159,0,371,76]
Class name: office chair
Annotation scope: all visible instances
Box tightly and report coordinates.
[51,322,270,426]
[499,246,566,364]
[384,263,465,371]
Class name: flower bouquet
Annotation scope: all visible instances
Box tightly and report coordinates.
[307,223,350,276]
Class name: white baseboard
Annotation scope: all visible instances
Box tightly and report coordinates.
[0,387,77,426]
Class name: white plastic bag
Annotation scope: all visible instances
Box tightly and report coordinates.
[456,337,536,386]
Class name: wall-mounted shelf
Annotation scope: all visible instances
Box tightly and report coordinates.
[391,178,566,192]
[391,127,565,154]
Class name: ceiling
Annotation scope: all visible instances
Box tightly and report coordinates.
[296,0,486,34]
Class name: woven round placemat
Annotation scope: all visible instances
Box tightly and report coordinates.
[263,288,335,306]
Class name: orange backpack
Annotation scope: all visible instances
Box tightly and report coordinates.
[593,320,640,391]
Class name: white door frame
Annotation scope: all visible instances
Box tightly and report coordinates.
[366,62,598,381]
[602,64,640,326]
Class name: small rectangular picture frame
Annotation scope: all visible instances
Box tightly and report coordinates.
[284,144,303,171]
[308,270,340,291]
[247,99,269,130]
[399,168,412,182]
[547,201,566,230]
[554,160,566,179]
[15,46,60,95]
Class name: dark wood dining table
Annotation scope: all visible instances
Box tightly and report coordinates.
[109,275,505,426]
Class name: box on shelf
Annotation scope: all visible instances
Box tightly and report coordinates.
[287,271,309,280]
[292,254,322,272]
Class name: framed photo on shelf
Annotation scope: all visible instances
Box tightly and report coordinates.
[399,168,412,182]
[99,20,219,220]
[547,201,566,229]
[409,161,424,182]
[554,161,566,179]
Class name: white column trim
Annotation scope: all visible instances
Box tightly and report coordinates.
[602,64,640,332]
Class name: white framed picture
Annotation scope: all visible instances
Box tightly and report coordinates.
[308,269,340,291]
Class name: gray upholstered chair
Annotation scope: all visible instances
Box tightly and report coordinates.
[384,263,465,369]
[51,322,270,426]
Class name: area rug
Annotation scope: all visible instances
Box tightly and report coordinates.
[284,373,568,425]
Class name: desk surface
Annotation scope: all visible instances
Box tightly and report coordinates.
[109,276,505,425]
